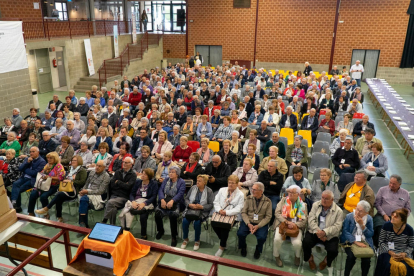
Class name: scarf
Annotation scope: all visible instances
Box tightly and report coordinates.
[157,141,164,154]
[293,176,304,188]
[5,140,14,146]
[162,160,171,167]
[198,147,210,163]
[353,213,368,241]
[231,141,239,155]
[282,196,306,220]
[189,186,208,206]
[186,162,198,173]
[164,178,178,197]
[95,152,107,163]
[67,166,81,180]
[224,188,236,207]
[390,257,414,276]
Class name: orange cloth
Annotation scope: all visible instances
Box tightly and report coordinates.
[70,231,150,276]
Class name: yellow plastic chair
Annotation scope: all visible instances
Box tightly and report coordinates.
[302,113,309,120]
[298,130,313,148]
[292,112,299,122]
[280,128,294,145]
[209,141,220,153]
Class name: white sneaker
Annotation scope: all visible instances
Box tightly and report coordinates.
[193,242,200,251]
[215,248,224,257]
[180,240,188,249]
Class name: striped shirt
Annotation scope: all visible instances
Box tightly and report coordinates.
[213,125,233,140]
[378,221,414,258]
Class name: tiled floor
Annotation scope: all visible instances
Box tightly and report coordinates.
[1,82,414,276]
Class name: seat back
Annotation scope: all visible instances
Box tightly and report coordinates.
[279,136,288,152]
[80,116,88,126]
[318,115,326,125]
[309,152,330,173]
[353,112,364,119]
[312,168,322,183]
[316,132,331,144]
[298,130,312,148]
[352,118,362,125]
[337,111,347,117]
[187,141,200,153]
[313,140,330,155]
[338,173,356,192]
[302,113,309,120]
[369,177,389,194]
[288,165,308,179]
[280,127,294,145]
[208,141,220,153]
[319,109,327,117]
[267,126,276,133]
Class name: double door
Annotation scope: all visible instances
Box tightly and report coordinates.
[195,45,222,67]
[350,50,380,80]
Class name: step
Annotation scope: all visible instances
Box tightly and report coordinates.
[74,84,95,91]
[77,80,99,86]
[79,76,99,82]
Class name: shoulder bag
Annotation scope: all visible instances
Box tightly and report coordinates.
[35,173,52,192]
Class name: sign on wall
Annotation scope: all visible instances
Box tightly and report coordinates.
[114,25,119,58]
[84,39,95,76]
[0,22,28,74]
[132,12,137,44]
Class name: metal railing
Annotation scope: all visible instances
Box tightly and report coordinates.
[5,214,300,276]
[98,28,163,88]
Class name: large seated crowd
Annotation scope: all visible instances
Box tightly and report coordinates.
[3,61,414,276]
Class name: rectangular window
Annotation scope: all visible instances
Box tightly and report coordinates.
[234,0,251,8]
[55,2,68,21]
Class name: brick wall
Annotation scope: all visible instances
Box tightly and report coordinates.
[0,0,42,21]
[163,0,411,68]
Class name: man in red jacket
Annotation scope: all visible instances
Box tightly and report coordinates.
[128,87,142,113]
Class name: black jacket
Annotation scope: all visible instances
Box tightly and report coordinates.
[319,99,334,111]
[131,136,154,158]
[174,112,187,127]
[350,92,364,104]
[304,65,313,77]
[38,139,57,159]
[258,170,284,197]
[301,115,319,132]
[217,149,238,173]
[353,121,375,136]
[332,147,360,169]
[180,162,204,182]
[279,114,298,131]
[129,179,158,206]
[102,113,119,129]
[109,169,136,199]
[301,103,317,115]
[76,104,89,117]
[334,101,349,115]
[245,102,254,118]
[257,127,272,144]
[204,162,231,192]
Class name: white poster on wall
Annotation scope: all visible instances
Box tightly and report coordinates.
[113,25,119,58]
[132,13,137,44]
[0,21,28,74]
[84,39,95,76]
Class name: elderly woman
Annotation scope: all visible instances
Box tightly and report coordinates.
[137,117,150,135]
[75,141,93,167]
[336,113,353,135]
[24,108,41,129]
[131,111,144,130]
[79,126,96,150]
[340,200,374,276]
[360,142,388,179]
[180,116,196,141]
[258,146,288,175]
[172,136,193,164]
[319,91,334,112]
[155,166,186,247]
[318,111,335,136]
[1,149,22,189]
[374,208,414,276]
[0,132,21,158]
[40,111,55,130]
[89,142,113,170]
[212,175,245,257]
[230,131,243,160]
[330,129,348,157]
[197,138,213,166]
[28,152,65,218]
[238,103,247,120]
[180,152,204,181]
[210,109,221,131]
[62,104,74,121]
[76,98,89,116]
[242,129,260,155]
[273,185,308,267]
[108,142,133,174]
[151,131,173,163]
[240,144,260,171]
[56,136,75,168]
[73,112,85,133]
[119,168,158,240]
[35,155,87,222]
[93,128,113,155]
[282,166,311,195]
[196,115,213,140]
[263,106,280,130]
[232,158,258,196]
[286,135,308,170]
[181,174,214,250]
[155,151,177,184]
[310,168,340,203]
[134,145,157,175]
[1,117,15,139]
[248,105,264,126]
[163,112,175,130]
[99,118,114,137]
[230,110,241,126]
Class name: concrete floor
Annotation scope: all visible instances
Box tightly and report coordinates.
[1,82,414,276]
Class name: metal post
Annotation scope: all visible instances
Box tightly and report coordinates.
[104,19,106,36]
[128,46,130,65]
[120,56,123,76]
[104,60,107,84]
[46,20,50,41]
[68,18,72,39]
[329,0,342,72]
[146,32,148,50]
[87,19,90,37]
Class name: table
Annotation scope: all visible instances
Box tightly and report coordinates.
[0,220,30,276]
[63,251,164,276]
[366,78,414,158]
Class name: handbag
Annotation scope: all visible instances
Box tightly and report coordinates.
[350,241,374,258]
[59,180,74,193]
[185,208,202,221]
[164,195,178,211]
[279,220,299,240]
[211,212,236,230]
[35,173,52,192]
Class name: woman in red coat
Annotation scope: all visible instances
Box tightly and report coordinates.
[318,111,335,136]
[172,136,193,163]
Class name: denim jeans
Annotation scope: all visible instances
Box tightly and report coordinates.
[11,177,33,207]
[28,185,59,213]
[237,221,268,253]
[182,218,202,241]
[78,195,93,227]
[266,195,280,225]
[334,166,356,177]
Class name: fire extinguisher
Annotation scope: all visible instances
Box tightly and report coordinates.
[53,58,57,67]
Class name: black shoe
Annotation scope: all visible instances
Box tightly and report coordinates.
[254,249,261,259]
[171,238,177,247]
[241,248,247,257]
[155,231,164,240]
[101,219,108,224]
[77,223,87,238]
[141,235,148,240]
[15,206,22,213]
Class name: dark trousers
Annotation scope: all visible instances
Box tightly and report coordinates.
[28,185,59,213]
[47,191,75,217]
[212,225,231,248]
[130,209,150,236]
[266,195,280,226]
[155,209,179,238]
[344,247,371,276]
[237,221,268,253]
[286,161,308,172]
[374,253,414,276]
[302,232,339,267]
[11,177,33,207]
[334,166,356,177]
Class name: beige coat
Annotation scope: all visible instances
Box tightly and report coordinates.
[258,156,288,176]
[155,161,177,180]
[241,195,272,229]
[273,196,308,231]
[307,201,343,240]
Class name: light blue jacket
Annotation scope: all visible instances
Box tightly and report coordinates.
[340,212,374,250]
[360,152,388,175]
[248,112,264,125]
[196,122,213,139]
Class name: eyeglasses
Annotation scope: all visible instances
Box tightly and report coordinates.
[288,192,298,195]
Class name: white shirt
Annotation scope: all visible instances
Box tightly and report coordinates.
[350,64,364,79]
